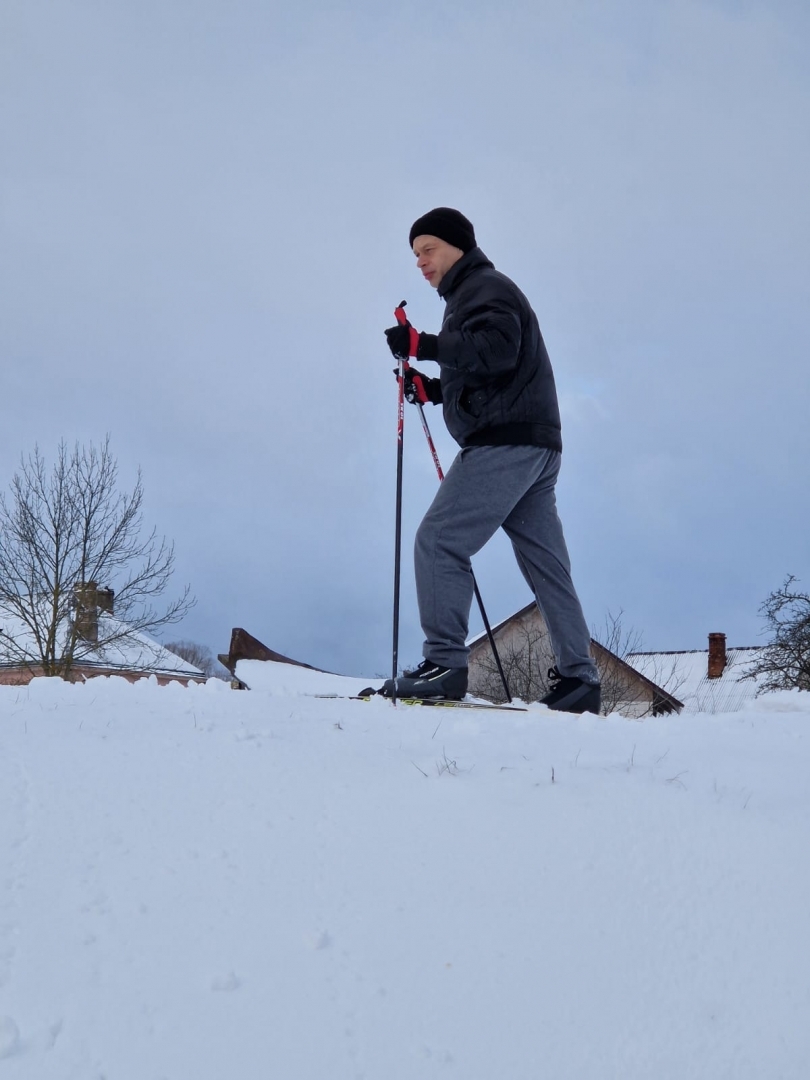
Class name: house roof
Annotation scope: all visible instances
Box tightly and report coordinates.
[467,602,768,714]
[466,600,683,712]
[217,626,331,677]
[626,647,765,714]
[0,607,204,680]
[590,639,684,712]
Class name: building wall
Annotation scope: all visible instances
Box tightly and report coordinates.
[0,666,204,687]
[468,606,556,701]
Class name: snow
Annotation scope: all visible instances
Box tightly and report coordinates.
[1,672,809,1078]
[235,657,373,697]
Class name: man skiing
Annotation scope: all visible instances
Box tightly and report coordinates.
[379,207,601,714]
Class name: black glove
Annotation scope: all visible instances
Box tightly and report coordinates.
[394,366,443,406]
[384,323,413,360]
[384,325,439,362]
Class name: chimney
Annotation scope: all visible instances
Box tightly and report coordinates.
[707,633,726,679]
[97,587,114,615]
[73,581,99,643]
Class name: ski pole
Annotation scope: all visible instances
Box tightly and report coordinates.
[394,303,513,704]
[390,302,409,705]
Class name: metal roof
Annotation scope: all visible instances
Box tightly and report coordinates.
[626,647,766,714]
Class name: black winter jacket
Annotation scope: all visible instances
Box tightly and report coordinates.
[434,248,562,452]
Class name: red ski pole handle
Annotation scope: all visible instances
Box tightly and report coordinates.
[394,299,420,360]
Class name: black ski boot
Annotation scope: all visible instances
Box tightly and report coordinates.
[541,666,601,715]
[380,659,468,700]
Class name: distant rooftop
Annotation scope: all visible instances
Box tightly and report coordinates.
[0,605,204,681]
[627,645,765,715]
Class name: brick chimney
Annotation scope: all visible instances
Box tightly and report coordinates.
[707,633,727,679]
[72,581,99,643]
[97,587,115,614]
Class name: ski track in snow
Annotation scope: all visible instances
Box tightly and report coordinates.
[0,676,809,1079]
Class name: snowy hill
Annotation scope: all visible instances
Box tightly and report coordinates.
[1,672,809,1079]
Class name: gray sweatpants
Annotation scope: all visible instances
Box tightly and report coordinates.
[414,444,598,683]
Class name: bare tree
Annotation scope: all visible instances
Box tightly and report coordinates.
[0,438,194,679]
[592,610,645,715]
[164,640,229,680]
[593,610,686,716]
[469,622,556,704]
[745,575,810,693]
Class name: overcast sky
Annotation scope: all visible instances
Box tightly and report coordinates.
[2,0,809,677]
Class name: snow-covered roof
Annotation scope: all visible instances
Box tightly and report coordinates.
[0,606,204,680]
[626,647,766,714]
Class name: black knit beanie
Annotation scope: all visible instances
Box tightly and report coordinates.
[409,207,476,253]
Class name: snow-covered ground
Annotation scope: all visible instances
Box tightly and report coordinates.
[1,671,809,1079]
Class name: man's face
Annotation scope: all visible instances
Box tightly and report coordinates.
[412,235,464,290]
